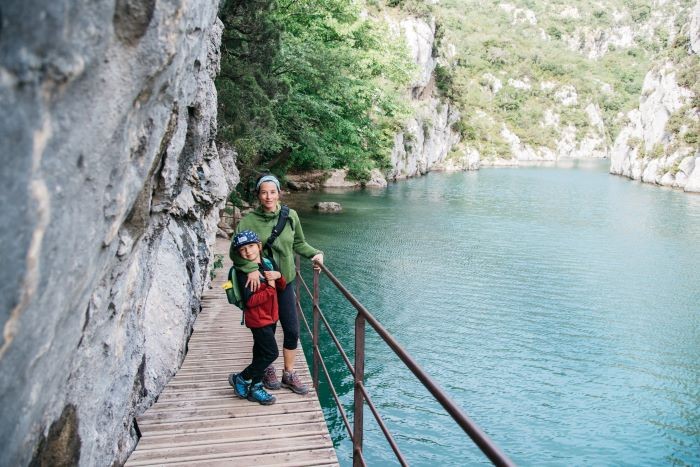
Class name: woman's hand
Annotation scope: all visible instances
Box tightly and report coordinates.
[263,270,281,281]
[245,270,261,292]
[311,253,324,271]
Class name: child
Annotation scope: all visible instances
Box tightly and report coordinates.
[228,230,286,405]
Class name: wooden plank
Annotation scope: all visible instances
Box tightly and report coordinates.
[126,238,338,466]
[139,397,321,419]
[137,412,328,437]
[128,435,333,463]
[133,448,338,467]
[135,423,327,449]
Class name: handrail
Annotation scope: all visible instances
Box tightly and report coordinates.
[295,255,516,467]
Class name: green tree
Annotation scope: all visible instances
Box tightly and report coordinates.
[217,0,412,196]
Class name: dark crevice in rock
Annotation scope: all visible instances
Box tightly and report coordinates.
[151,106,180,212]
[76,304,90,348]
[180,107,202,191]
[29,404,81,467]
[103,167,122,224]
[160,104,203,218]
[181,229,195,281]
[134,87,152,108]
[133,354,147,399]
[113,0,156,46]
[120,118,168,251]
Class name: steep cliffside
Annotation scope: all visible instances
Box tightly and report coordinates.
[0,1,230,465]
[610,1,700,192]
[387,17,462,179]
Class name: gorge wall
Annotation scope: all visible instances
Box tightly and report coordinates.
[387,16,462,179]
[610,1,700,192]
[0,1,231,465]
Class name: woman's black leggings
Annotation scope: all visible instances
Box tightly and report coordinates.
[277,279,299,350]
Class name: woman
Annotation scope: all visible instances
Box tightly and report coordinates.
[230,174,324,395]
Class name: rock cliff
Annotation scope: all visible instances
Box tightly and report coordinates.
[0,1,229,465]
[610,1,700,192]
[424,1,689,171]
[387,16,461,180]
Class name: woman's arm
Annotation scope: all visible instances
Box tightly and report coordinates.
[291,210,322,259]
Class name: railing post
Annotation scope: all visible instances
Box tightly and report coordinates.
[312,266,320,389]
[353,313,366,466]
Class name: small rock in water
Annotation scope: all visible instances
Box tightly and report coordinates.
[314,202,342,213]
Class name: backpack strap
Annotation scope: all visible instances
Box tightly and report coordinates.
[228,267,245,325]
[263,205,290,258]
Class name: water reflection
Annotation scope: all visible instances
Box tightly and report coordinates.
[290,164,700,466]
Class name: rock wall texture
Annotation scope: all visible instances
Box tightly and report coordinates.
[387,16,461,180]
[0,1,231,466]
[610,1,700,193]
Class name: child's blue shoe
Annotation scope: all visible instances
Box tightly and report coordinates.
[247,382,276,405]
[229,373,250,398]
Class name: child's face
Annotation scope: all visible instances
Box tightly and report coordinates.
[238,243,261,263]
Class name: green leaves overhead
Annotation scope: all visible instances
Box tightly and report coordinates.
[217,0,412,187]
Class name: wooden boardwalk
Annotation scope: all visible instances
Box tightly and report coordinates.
[127,239,338,466]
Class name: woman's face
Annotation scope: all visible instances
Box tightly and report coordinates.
[258,181,279,212]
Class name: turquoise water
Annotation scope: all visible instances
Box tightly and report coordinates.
[288,162,700,466]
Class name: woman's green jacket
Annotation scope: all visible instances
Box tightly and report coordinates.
[230,204,320,283]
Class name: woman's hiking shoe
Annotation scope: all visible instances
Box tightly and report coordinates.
[281,370,309,395]
[229,373,250,399]
[247,382,276,405]
[263,365,281,390]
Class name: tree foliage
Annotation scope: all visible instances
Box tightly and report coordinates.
[217,0,413,193]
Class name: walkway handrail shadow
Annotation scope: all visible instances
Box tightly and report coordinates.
[294,256,516,467]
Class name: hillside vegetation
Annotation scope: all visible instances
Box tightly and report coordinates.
[392,0,693,161]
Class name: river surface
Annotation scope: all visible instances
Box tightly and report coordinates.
[286,161,700,466]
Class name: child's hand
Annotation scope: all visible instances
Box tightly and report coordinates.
[264,270,281,281]
[268,279,276,289]
[246,271,261,292]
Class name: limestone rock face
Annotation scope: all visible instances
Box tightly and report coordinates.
[387,16,461,180]
[561,2,678,60]
[692,1,700,54]
[322,169,361,188]
[610,43,699,192]
[0,1,228,466]
[400,17,436,93]
[365,169,388,188]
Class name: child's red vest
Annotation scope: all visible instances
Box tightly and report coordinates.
[241,276,286,328]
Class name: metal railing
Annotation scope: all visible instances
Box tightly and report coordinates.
[294,256,515,467]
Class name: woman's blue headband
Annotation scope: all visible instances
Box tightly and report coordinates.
[256,175,280,191]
